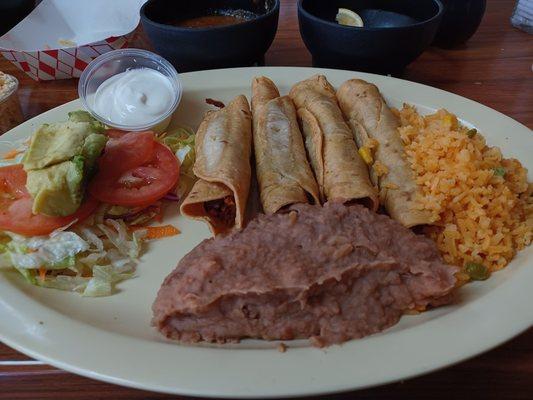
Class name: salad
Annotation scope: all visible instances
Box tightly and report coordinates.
[0,111,195,296]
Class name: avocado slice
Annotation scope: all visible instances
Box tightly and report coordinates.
[23,121,93,171]
[68,110,96,123]
[23,112,108,217]
[81,133,108,177]
[68,110,105,133]
[26,158,84,217]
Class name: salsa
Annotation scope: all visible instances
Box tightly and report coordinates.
[172,14,246,28]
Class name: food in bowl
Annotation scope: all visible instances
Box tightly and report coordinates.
[170,8,259,28]
[335,8,364,27]
[297,0,444,73]
[140,0,280,71]
[0,71,23,134]
[93,68,175,127]
[79,49,182,133]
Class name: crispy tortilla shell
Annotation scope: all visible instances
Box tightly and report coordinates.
[337,79,434,228]
[289,75,378,209]
[251,76,319,214]
[180,95,252,234]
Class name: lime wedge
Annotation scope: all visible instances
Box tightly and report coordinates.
[335,8,364,27]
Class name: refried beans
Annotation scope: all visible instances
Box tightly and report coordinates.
[152,203,458,347]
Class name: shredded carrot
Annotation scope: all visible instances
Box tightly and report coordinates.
[132,224,180,239]
[38,267,46,282]
[3,149,20,160]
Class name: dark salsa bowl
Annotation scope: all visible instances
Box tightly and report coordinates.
[141,0,280,72]
[298,0,444,74]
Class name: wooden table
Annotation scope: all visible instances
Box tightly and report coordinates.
[1,0,531,398]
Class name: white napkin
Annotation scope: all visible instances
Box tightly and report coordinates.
[0,0,148,52]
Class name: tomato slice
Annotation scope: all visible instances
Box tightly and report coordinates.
[98,131,155,173]
[89,142,180,207]
[0,165,99,236]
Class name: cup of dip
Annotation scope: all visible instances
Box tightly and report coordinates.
[78,49,182,133]
[0,72,24,135]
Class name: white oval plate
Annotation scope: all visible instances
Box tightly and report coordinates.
[0,67,531,398]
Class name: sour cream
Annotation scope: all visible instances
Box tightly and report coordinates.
[93,68,175,127]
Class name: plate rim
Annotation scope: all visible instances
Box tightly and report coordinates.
[0,66,531,398]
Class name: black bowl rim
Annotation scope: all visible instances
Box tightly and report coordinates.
[298,0,443,31]
[140,0,280,32]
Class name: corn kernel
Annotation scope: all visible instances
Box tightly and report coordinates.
[358,147,373,164]
[443,114,458,129]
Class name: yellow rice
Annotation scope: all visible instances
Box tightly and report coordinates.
[394,105,532,278]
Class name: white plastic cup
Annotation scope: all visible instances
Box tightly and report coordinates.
[78,48,182,133]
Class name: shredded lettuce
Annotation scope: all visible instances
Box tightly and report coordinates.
[102,202,162,226]
[79,227,104,251]
[16,231,90,268]
[157,127,197,199]
[0,218,146,297]
[0,251,12,268]
[38,275,89,292]
[83,265,134,297]
[97,219,145,259]
[16,268,37,285]
[0,137,29,167]
[158,127,195,157]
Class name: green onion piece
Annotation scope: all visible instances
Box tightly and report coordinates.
[464,262,490,281]
[466,128,477,138]
[493,167,506,177]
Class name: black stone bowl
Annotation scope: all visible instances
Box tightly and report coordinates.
[298,0,444,74]
[140,0,279,72]
[432,0,486,48]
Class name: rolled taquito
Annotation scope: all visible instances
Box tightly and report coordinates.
[251,76,320,214]
[337,79,434,228]
[289,75,378,209]
[181,95,252,235]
